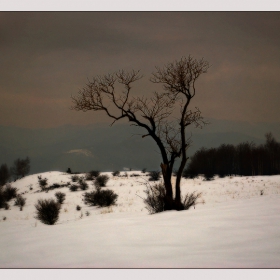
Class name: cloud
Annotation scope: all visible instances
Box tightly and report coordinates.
[66,149,94,157]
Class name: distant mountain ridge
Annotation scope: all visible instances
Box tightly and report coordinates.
[0,119,279,174]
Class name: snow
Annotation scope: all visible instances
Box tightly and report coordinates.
[1,171,280,268]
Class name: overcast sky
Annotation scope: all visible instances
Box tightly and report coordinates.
[0,12,279,128]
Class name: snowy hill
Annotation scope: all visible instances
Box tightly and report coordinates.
[1,171,280,268]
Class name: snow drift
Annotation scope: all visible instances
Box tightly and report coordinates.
[0,171,280,268]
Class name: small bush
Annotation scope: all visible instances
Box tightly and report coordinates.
[182,169,198,179]
[144,183,166,214]
[148,171,161,181]
[142,168,147,173]
[182,192,202,210]
[38,176,48,190]
[3,184,17,201]
[112,171,120,177]
[71,175,79,182]
[203,172,215,181]
[55,192,66,204]
[35,199,61,225]
[14,194,26,209]
[260,190,264,196]
[218,172,226,178]
[143,184,202,214]
[94,175,109,187]
[0,190,6,209]
[78,177,84,183]
[130,173,140,177]
[86,170,100,180]
[66,168,72,174]
[91,170,100,177]
[85,211,90,216]
[48,183,62,190]
[69,184,79,192]
[0,184,17,208]
[4,202,10,210]
[78,178,89,190]
[83,188,118,207]
[76,205,81,211]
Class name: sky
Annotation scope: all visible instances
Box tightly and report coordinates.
[0,11,280,129]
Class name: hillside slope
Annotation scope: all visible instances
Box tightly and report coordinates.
[1,171,280,268]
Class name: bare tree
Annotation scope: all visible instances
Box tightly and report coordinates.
[72,55,209,210]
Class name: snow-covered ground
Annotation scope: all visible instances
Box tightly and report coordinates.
[1,171,280,268]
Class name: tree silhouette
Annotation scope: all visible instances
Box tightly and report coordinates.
[0,164,10,186]
[184,133,280,177]
[10,157,30,181]
[72,56,209,210]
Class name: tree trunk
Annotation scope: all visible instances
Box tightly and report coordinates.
[160,163,175,210]
[174,160,187,211]
[161,163,186,211]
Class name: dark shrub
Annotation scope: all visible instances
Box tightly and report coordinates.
[0,189,6,209]
[86,170,100,180]
[14,194,26,209]
[78,178,89,190]
[3,184,17,201]
[182,168,198,179]
[130,173,140,177]
[71,175,79,182]
[91,170,100,177]
[144,184,202,214]
[0,184,17,208]
[76,205,81,211]
[182,192,202,210]
[143,183,166,214]
[203,172,215,181]
[148,171,161,181]
[69,184,79,192]
[142,168,147,173]
[85,173,92,180]
[55,192,66,204]
[78,177,84,183]
[49,183,62,190]
[83,188,118,207]
[66,168,72,174]
[38,175,48,190]
[94,175,109,187]
[4,202,10,210]
[218,172,226,178]
[112,171,120,177]
[35,199,61,225]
